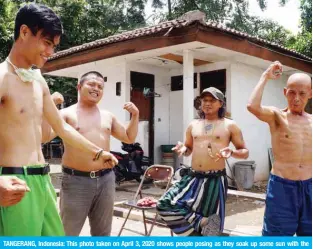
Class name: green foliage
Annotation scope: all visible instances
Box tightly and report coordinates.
[0,0,311,104]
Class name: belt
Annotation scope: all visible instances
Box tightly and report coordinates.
[62,167,112,179]
[1,165,50,175]
[188,169,226,178]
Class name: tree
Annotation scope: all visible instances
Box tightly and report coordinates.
[286,0,312,57]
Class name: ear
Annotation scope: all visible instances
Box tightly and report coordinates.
[219,100,223,108]
[77,83,81,91]
[309,89,312,99]
[19,25,30,41]
[283,87,287,97]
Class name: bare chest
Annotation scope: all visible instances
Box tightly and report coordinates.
[192,121,230,144]
[0,77,43,122]
[275,115,312,145]
[66,112,112,136]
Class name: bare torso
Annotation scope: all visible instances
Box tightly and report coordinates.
[61,104,112,172]
[0,62,45,167]
[191,118,232,171]
[270,110,312,180]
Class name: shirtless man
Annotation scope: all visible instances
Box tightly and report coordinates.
[0,4,117,236]
[157,87,249,236]
[42,71,139,236]
[247,61,312,236]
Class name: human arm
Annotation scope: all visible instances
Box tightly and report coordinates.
[0,176,30,207]
[172,123,193,157]
[42,92,64,143]
[217,121,249,160]
[111,102,139,143]
[247,61,282,124]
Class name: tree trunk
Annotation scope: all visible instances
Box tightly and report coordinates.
[168,0,172,19]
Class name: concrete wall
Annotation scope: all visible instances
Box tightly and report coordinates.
[229,63,287,181]
[92,60,288,181]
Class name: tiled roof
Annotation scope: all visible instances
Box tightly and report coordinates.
[48,18,311,62]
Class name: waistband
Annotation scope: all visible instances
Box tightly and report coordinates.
[179,167,226,178]
[0,164,50,175]
[269,173,312,186]
[62,166,112,179]
[189,168,226,178]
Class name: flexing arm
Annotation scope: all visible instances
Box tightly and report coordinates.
[111,102,139,143]
[247,61,282,124]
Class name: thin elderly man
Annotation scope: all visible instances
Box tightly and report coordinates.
[0,4,117,236]
[43,71,139,236]
[157,87,249,236]
[247,61,312,236]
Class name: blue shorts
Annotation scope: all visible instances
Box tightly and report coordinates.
[262,174,312,236]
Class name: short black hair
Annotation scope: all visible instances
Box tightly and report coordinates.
[14,3,63,41]
[79,71,104,85]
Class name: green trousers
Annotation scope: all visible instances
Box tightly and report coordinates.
[0,165,65,236]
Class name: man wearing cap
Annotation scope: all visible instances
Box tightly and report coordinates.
[157,87,249,236]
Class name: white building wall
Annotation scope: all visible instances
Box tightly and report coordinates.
[127,63,171,163]
[92,60,288,181]
[229,63,288,181]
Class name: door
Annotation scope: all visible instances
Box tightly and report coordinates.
[130,71,155,161]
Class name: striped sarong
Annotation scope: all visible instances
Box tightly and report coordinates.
[156,169,228,236]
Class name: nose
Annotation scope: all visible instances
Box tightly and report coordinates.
[46,47,54,57]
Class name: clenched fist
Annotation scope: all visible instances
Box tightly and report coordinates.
[100,151,118,169]
[263,61,283,80]
[0,176,30,207]
[51,92,64,106]
[123,102,139,116]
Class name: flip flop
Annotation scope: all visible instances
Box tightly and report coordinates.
[201,214,221,236]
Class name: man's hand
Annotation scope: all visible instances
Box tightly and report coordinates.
[51,92,64,106]
[100,151,118,168]
[0,176,30,207]
[263,61,283,80]
[215,147,233,161]
[123,102,139,116]
[172,141,187,157]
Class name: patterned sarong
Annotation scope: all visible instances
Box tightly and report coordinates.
[156,168,228,236]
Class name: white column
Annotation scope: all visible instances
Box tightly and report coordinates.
[183,50,194,165]
[121,60,130,122]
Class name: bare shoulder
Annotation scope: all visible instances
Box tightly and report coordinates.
[100,109,114,119]
[223,118,242,133]
[0,62,12,96]
[304,112,312,122]
[189,119,202,128]
[223,117,237,127]
[36,71,51,95]
[61,104,77,120]
[0,62,10,86]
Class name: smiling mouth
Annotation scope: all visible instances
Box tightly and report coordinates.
[90,92,99,97]
[41,55,48,61]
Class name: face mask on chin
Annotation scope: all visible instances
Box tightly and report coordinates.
[6,57,44,83]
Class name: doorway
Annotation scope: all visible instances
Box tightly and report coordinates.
[130,71,155,161]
